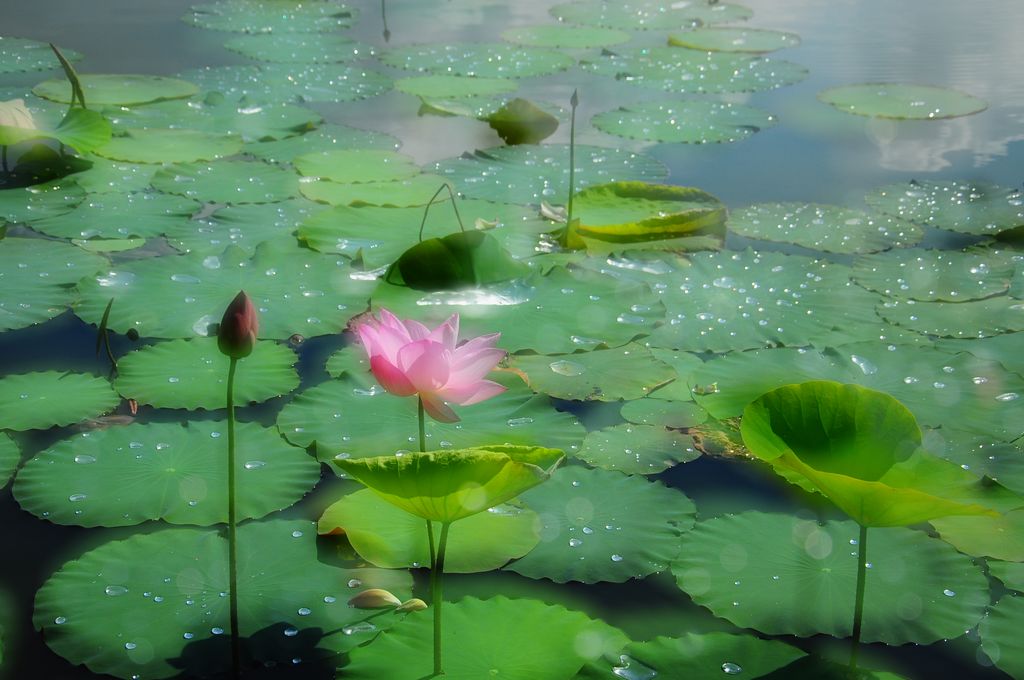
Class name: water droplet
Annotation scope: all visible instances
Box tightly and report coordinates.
[297,607,312,616]
[549,360,585,376]
[611,554,624,562]
[850,354,878,375]
[54,616,67,625]
[74,454,97,464]
[183,632,195,640]
[244,460,266,470]
[68,493,87,502]
[105,585,128,596]
[347,579,362,588]
[124,642,137,650]
[342,622,377,635]
[722,662,743,674]
[284,627,299,637]
[506,417,534,427]
[996,392,1020,402]
[569,538,583,547]
[943,589,956,597]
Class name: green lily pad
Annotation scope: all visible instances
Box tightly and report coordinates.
[34,519,411,680]
[28,192,200,240]
[94,129,243,164]
[577,424,699,475]
[878,296,1024,338]
[0,433,19,489]
[224,33,371,63]
[582,47,808,94]
[278,373,585,463]
[294,149,420,184]
[506,466,695,583]
[151,160,300,204]
[930,509,1024,562]
[434,143,667,206]
[113,338,298,410]
[342,596,626,680]
[669,27,801,53]
[184,0,357,33]
[852,248,1016,301]
[0,372,119,431]
[245,123,399,164]
[502,25,631,49]
[178,64,391,104]
[0,236,105,331]
[384,229,529,290]
[620,398,708,429]
[592,100,777,144]
[395,74,518,100]
[14,420,318,527]
[552,1,753,30]
[0,37,81,73]
[819,83,987,120]
[934,332,1024,377]
[67,157,156,194]
[922,432,1024,497]
[509,344,675,401]
[34,74,199,106]
[166,199,325,256]
[380,43,574,79]
[865,180,1024,237]
[319,488,540,572]
[989,562,1024,593]
[75,238,146,253]
[980,594,1024,679]
[673,511,989,642]
[0,180,84,224]
[727,203,923,254]
[299,173,451,207]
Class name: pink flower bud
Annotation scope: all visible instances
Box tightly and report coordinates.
[217,291,259,359]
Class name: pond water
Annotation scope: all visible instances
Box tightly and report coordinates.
[1,0,1023,679]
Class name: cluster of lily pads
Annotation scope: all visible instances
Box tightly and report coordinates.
[1,0,1023,678]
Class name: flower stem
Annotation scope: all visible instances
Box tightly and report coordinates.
[226,357,241,679]
[432,522,451,677]
[848,523,869,677]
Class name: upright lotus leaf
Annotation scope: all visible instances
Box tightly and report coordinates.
[0,107,112,154]
[741,381,998,526]
[487,98,559,145]
[384,230,529,290]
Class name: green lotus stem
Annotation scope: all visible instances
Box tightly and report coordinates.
[848,523,869,676]
[432,522,451,676]
[226,357,241,680]
[566,89,579,229]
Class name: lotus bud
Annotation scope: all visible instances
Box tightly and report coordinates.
[396,598,428,613]
[217,290,258,359]
[0,99,37,131]
[348,588,402,609]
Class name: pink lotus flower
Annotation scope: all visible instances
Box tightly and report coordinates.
[355,309,506,423]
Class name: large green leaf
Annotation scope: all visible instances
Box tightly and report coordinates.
[0,180,84,224]
[509,344,675,401]
[577,424,699,475]
[930,509,1024,562]
[592,100,777,144]
[865,180,1024,237]
[334,445,563,523]
[395,74,518,100]
[819,83,987,120]
[384,230,529,290]
[293,149,420,184]
[67,157,156,194]
[299,173,452,207]
[94,128,242,164]
[380,43,574,79]
[980,594,1024,680]
[552,1,753,30]
[0,37,81,73]
[852,248,1015,300]
[224,33,371,63]
[34,519,411,680]
[878,296,1024,338]
[14,420,318,526]
[166,199,325,256]
[184,0,357,33]
[318,488,539,572]
[506,466,695,583]
[936,332,1024,376]
[113,338,298,410]
[178,63,391,104]
[673,512,989,642]
[33,74,199,106]
[28,191,200,240]
[151,160,301,204]
[0,433,19,489]
[668,27,801,53]
[502,25,631,49]
[245,123,399,164]
[0,372,119,431]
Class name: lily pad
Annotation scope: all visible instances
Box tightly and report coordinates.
[0,236,105,331]
[930,509,1024,562]
[577,424,699,475]
[981,594,1024,680]
[0,433,19,489]
[506,466,696,583]
[668,27,802,53]
[224,33,371,63]
[551,1,753,30]
[582,47,808,94]
[14,420,319,527]
[989,562,1024,593]
[67,158,156,194]
[28,192,200,240]
[865,180,1024,237]
[318,488,540,572]
[433,144,667,204]
[395,74,518,100]
[620,398,708,429]
[727,203,923,254]
[852,248,1016,301]
[592,100,777,144]
[294,149,420,184]
[672,511,989,642]
[935,332,1024,376]
[151,160,300,205]
[33,74,199,106]
[166,199,324,256]
[922,433,1024,497]
[94,129,243,164]
[878,296,1024,338]
[342,596,626,680]
[298,173,452,207]
[0,37,81,73]
[113,338,298,410]
[509,344,675,401]
[34,519,411,680]
[384,229,529,290]
[819,83,987,120]
[277,373,585,463]
[184,0,357,33]
[380,43,574,79]
[501,25,631,49]
[0,180,84,224]
[75,241,373,339]
[178,64,391,104]
[0,372,119,431]
[245,123,399,164]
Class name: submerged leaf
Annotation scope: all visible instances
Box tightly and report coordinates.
[384,230,530,290]
[487,98,559,145]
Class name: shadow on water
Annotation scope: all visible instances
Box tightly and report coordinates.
[169,623,339,679]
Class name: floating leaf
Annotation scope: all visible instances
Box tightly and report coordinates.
[14,421,318,527]
[166,199,325,256]
[380,43,574,79]
[487,98,559,145]
[34,519,410,680]
[294,149,419,184]
[224,33,371,63]
[922,432,1024,497]
[33,74,199,106]
[319,488,540,572]
[0,372,119,431]
[299,173,451,207]
[668,27,801,53]
[67,157,155,194]
[865,180,1024,237]
[577,424,699,475]
[0,180,84,224]
[727,203,923,254]
[178,63,391,104]
[0,37,81,74]
[989,562,1024,593]
[620,398,708,429]
[819,83,987,120]
[506,466,695,583]
[852,248,1016,300]
[509,344,675,401]
[342,596,626,680]
[94,128,242,164]
[672,511,989,642]
[246,123,398,164]
[0,433,19,489]
[592,100,776,144]
[395,74,517,100]
[934,332,1024,380]
[931,509,1024,562]
[980,594,1024,679]
[502,25,631,49]
[28,192,200,240]
[878,296,1024,338]
[552,1,753,30]
[384,230,529,290]
[151,160,300,204]
[114,338,298,410]
[184,0,357,33]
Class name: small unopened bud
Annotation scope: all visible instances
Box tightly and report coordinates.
[217,290,258,359]
[348,588,402,609]
[396,598,428,613]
